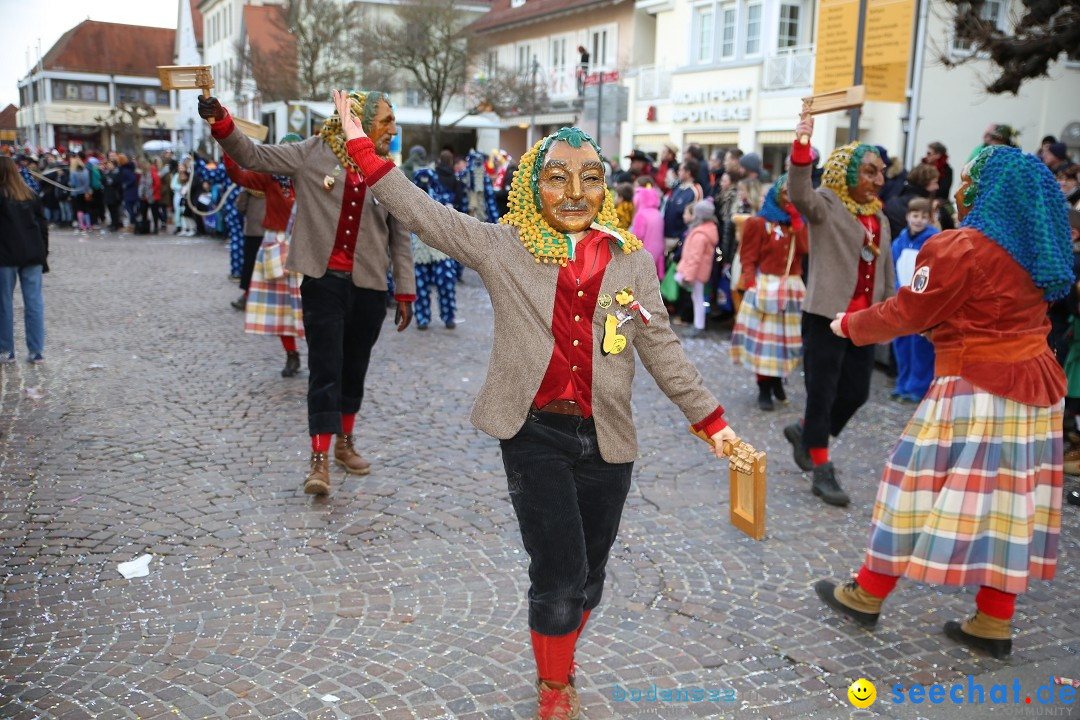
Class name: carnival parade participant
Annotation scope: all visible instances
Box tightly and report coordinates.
[730,174,808,411]
[813,145,1071,659]
[783,112,894,507]
[331,89,738,720]
[223,135,305,377]
[198,90,415,496]
[411,167,459,330]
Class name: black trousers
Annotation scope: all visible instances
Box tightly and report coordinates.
[239,235,263,292]
[500,410,633,636]
[300,272,386,435]
[801,311,876,449]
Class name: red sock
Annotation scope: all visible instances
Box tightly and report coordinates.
[809,447,829,466]
[975,586,1016,620]
[311,433,332,453]
[341,413,356,436]
[568,609,592,677]
[280,336,297,353]
[855,565,899,599]
[531,629,577,685]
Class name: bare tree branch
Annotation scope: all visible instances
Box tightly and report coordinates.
[93,102,164,155]
[939,0,1080,94]
[465,65,549,118]
[374,0,477,152]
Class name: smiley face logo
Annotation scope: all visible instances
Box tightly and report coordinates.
[847,678,876,708]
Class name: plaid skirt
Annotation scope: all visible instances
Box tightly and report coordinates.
[244,231,304,338]
[864,376,1063,594]
[730,274,805,377]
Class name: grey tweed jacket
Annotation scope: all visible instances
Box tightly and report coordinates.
[213,118,414,295]
[367,167,723,464]
[788,162,895,319]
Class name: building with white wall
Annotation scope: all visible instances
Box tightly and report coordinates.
[469,0,655,158]
[621,0,1080,183]
[16,21,177,153]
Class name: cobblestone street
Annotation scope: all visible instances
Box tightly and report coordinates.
[1,229,1077,720]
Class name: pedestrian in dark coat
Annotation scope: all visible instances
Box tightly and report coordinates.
[0,157,49,363]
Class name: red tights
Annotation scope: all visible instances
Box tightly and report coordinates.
[310,414,357,453]
[856,565,1015,619]
[531,610,591,685]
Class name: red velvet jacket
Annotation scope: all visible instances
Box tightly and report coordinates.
[845,228,1065,406]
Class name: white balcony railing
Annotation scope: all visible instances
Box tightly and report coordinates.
[763,44,814,90]
[636,65,673,100]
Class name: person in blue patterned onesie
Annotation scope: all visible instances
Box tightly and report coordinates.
[411,167,458,329]
[192,152,244,278]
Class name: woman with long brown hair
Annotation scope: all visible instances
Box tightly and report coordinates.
[0,156,49,363]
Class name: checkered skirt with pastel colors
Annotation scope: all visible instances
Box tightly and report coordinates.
[863,376,1063,594]
[729,274,805,378]
[244,231,305,338]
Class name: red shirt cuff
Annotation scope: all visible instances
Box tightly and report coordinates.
[790,139,812,166]
[345,137,395,181]
[210,111,235,139]
[692,405,728,436]
[394,294,416,303]
[841,313,851,337]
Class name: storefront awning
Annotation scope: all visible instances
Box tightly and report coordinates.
[756,130,797,144]
[684,132,739,145]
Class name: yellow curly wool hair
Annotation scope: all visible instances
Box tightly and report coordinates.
[499,128,643,265]
[821,141,883,216]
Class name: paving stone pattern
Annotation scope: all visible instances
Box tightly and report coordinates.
[1,229,1077,720]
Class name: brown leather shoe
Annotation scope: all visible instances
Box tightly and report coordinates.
[304,452,331,495]
[334,433,371,475]
[534,680,580,720]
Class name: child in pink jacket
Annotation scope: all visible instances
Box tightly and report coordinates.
[630,181,665,279]
[676,199,720,337]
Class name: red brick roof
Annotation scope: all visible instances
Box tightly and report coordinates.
[0,104,17,131]
[468,0,623,33]
[42,20,176,77]
[190,0,204,46]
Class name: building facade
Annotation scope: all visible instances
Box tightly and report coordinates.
[620,0,1080,181]
[16,21,178,154]
[469,0,652,158]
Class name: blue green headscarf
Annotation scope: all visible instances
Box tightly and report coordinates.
[758,174,802,226]
[959,145,1073,301]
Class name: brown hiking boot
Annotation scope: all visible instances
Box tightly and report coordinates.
[814,579,883,629]
[534,680,580,720]
[944,611,1012,658]
[303,452,331,495]
[334,433,371,475]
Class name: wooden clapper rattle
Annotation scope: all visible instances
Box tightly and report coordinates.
[157,65,268,141]
[690,430,767,540]
[799,85,866,144]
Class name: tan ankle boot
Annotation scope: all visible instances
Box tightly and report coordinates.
[334,433,371,475]
[304,452,330,495]
[945,611,1012,658]
[534,679,580,720]
[814,579,882,629]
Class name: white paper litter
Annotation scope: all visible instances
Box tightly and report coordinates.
[87,364,106,370]
[25,387,44,400]
[117,554,153,579]
[320,694,340,702]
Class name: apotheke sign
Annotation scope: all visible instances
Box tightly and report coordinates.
[672,87,753,123]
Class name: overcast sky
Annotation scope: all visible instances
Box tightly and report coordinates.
[1,0,178,108]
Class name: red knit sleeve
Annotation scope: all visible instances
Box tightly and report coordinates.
[790,139,812,166]
[345,137,395,182]
[209,110,236,140]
